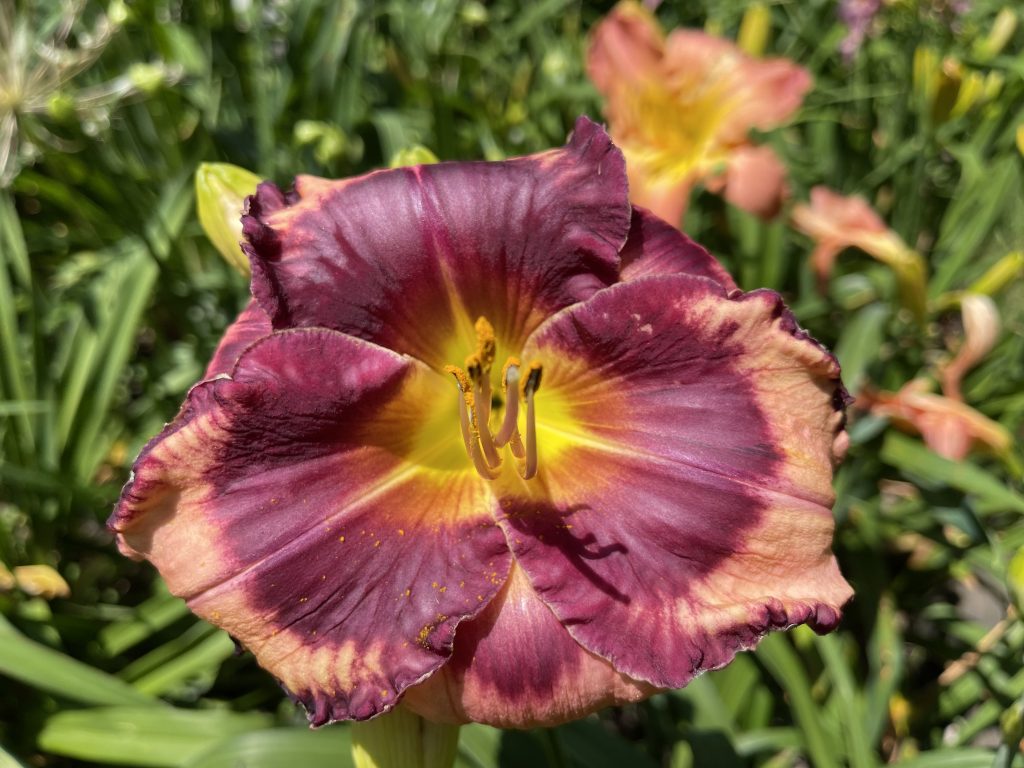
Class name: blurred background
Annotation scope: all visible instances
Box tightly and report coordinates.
[0,0,1022,765]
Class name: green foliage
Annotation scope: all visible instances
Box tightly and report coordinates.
[1,0,1022,766]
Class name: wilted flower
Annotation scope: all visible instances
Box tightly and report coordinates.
[587,1,809,224]
[792,186,927,321]
[861,380,1012,461]
[110,118,851,728]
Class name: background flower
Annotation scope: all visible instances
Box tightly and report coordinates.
[587,1,810,224]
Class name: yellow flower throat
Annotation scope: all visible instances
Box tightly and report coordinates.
[444,317,542,481]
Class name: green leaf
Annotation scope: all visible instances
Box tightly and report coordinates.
[131,630,236,696]
[890,748,998,768]
[880,432,1024,514]
[815,633,878,768]
[38,707,272,767]
[556,719,658,768]
[834,303,891,393]
[99,585,191,657]
[457,725,501,768]
[185,727,354,768]
[756,633,840,768]
[67,245,159,482]
[0,616,156,707]
[0,744,27,768]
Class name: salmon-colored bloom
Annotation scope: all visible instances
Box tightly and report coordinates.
[109,118,851,729]
[861,380,1012,461]
[587,1,810,224]
[792,186,928,320]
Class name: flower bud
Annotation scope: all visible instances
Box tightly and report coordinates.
[0,561,14,591]
[13,565,70,599]
[389,146,440,169]
[975,7,1018,61]
[195,162,261,275]
[738,3,772,57]
[1008,545,1024,616]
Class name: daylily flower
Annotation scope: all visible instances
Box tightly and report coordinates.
[791,186,928,321]
[587,1,810,224]
[861,380,1012,461]
[109,118,852,729]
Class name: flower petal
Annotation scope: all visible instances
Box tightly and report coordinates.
[663,31,812,144]
[203,299,272,378]
[109,329,512,723]
[402,564,654,728]
[502,275,851,689]
[586,1,665,93]
[720,145,789,219]
[619,207,738,290]
[243,117,630,368]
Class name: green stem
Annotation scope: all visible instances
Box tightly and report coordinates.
[351,707,460,768]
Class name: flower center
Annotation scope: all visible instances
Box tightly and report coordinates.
[444,317,542,481]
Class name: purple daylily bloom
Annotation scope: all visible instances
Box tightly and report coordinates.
[109,117,853,728]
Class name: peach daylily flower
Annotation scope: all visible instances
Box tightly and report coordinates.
[862,380,1012,461]
[792,186,927,320]
[587,1,810,224]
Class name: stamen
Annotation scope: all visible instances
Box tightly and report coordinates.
[445,331,543,482]
[445,364,501,480]
[518,362,542,480]
[494,361,520,447]
[474,370,502,469]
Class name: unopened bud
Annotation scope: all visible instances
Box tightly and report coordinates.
[975,8,1018,61]
[738,3,772,57]
[13,565,70,599]
[0,561,14,591]
[128,62,168,95]
[195,163,261,275]
[389,146,440,169]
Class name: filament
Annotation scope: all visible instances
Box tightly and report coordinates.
[445,337,542,481]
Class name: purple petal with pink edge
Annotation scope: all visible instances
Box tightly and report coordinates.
[502,274,852,689]
[108,328,512,724]
[242,116,630,368]
[203,299,272,378]
[618,207,738,291]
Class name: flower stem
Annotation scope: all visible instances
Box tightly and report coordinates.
[351,707,460,768]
